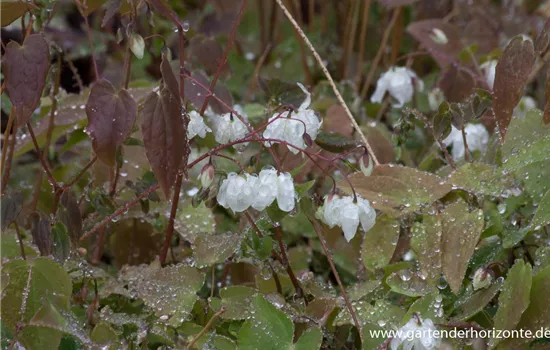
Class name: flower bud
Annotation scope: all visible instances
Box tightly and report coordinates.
[303,132,313,147]
[472,268,493,290]
[430,28,448,45]
[360,153,373,177]
[199,163,215,189]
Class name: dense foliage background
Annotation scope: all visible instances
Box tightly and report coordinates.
[1,0,550,349]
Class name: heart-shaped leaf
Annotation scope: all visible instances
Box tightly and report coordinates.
[2,34,50,128]
[407,20,462,68]
[493,36,535,138]
[85,79,137,167]
[141,55,188,197]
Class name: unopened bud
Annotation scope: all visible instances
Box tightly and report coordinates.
[472,268,493,290]
[77,247,87,257]
[303,132,313,147]
[430,28,448,45]
[360,153,373,177]
[198,163,215,189]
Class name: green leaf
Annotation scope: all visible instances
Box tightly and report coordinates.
[361,214,400,270]
[314,131,360,153]
[1,234,37,259]
[446,162,514,197]
[176,202,216,242]
[452,281,503,321]
[210,286,257,320]
[91,322,119,347]
[295,180,315,197]
[411,215,442,283]
[238,295,294,350]
[194,232,243,268]
[293,327,322,350]
[335,299,405,330]
[119,261,205,326]
[1,258,72,348]
[51,223,70,261]
[361,323,386,350]
[386,269,437,297]
[530,189,550,230]
[441,200,484,294]
[403,291,444,324]
[339,165,451,216]
[490,260,532,348]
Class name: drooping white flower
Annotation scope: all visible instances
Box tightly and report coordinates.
[198,163,215,189]
[472,268,493,291]
[318,195,376,242]
[443,123,489,160]
[371,67,424,108]
[217,173,254,212]
[513,96,536,118]
[210,105,249,146]
[187,110,212,139]
[263,83,322,154]
[428,88,445,112]
[480,60,497,90]
[249,167,296,212]
[390,316,441,350]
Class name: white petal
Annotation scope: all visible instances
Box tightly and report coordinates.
[276,172,295,212]
[297,82,311,110]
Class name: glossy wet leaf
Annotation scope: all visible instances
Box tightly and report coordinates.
[314,131,360,153]
[30,212,52,256]
[86,79,137,167]
[452,281,502,321]
[175,202,216,243]
[258,77,304,108]
[210,286,256,320]
[439,65,475,103]
[386,269,436,297]
[339,165,451,216]
[141,56,188,197]
[1,234,37,259]
[1,258,72,348]
[57,189,82,244]
[403,291,444,324]
[531,189,550,230]
[493,36,535,137]
[441,200,484,294]
[2,34,50,128]
[361,323,386,350]
[446,162,514,197]
[335,299,405,329]
[1,192,22,230]
[361,214,400,270]
[51,223,70,261]
[119,261,204,326]
[90,322,119,347]
[490,260,532,349]
[411,215,442,284]
[193,232,243,268]
[293,327,323,350]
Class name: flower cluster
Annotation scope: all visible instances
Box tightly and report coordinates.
[318,195,376,242]
[263,83,322,154]
[217,167,295,213]
[443,123,489,160]
[371,66,424,108]
[391,316,441,350]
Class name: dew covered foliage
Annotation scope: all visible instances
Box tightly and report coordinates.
[2,1,550,349]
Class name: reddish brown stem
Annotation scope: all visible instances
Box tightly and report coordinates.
[1,106,15,175]
[1,119,16,195]
[310,218,361,332]
[199,0,249,115]
[159,173,183,265]
[27,122,58,190]
[75,0,99,79]
[91,227,106,265]
[274,226,306,302]
[14,222,26,260]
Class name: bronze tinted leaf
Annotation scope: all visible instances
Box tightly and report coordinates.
[438,65,475,103]
[141,70,187,197]
[407,20,462,68]
[85,79,137,167]
[493,36,535,138]
[339,165,451,216]
[440,200,484,294]
[57,189,82,243]
[2,34,50,128]
[30,212,52,256]
[184,70,233,114]
[189,36,224,76]
[1,192,22,230]
[535,18,550,57]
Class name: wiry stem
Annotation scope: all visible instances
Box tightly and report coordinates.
[159,173,183,265]
[274,0,379,166]
[27,122,58,191]
[187,307,226,348]
[309,217,361,332]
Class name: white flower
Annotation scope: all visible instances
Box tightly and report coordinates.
[430,28,448,45]
[263,83,322,154]
[391,316,441,350]
[210,105,249,146]
[217,173,254,212]
[513,96,536,118]
[480,60,497,90]
[371,67,424,108]
[249,167,296,212]
[198,163,215,189]
[187,110,211,139]
[318,195,376,242]
[428,88,445,112]
[472,268,493,291]
[443,123,489,160]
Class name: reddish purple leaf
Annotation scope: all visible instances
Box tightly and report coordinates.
[438,65,475,103]
[141,56,188,197]
[189,36,224,76]
[493,36,535,138]
[2,34,50,128]
[407,20,462,68]
[30,212,52,256]
[184,70,233,114]
[58,189,82,243]
[378,0,418,8]
[535,18,550,57]
[86,79,137,167]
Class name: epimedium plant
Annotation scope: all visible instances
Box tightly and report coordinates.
[1,0,550,349]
